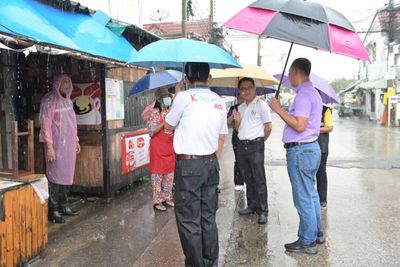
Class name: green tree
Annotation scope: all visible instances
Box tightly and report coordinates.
[330,78,356,93]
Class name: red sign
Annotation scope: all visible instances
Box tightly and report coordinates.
[121,130,150,174]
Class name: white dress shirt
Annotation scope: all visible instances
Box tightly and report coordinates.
[237,97,272,140]
[165,88,228,155]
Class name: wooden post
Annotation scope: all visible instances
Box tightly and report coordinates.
[11,121,18,178]
[100,65,111,198]
[27,120,34,173]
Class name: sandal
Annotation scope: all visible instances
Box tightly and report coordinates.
[164,200,175,207]
[154,203,166,211]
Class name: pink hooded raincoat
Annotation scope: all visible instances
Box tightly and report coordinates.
[39,75,78,185]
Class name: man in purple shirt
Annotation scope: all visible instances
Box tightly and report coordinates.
[269,58,325,254]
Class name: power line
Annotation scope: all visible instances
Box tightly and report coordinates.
[190,0,211,38]
[363,8,380,44]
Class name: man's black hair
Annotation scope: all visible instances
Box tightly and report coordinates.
[291,58,311,76]
[184,62,210,83]
[238,77,255,88]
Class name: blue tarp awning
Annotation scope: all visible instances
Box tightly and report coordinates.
[0,0,136,63]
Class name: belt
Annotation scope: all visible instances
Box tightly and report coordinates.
[284,140,317,149]
[176,152,216,160]
[239,137,264,144]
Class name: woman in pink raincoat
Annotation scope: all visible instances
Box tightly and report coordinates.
[39,74,81,223]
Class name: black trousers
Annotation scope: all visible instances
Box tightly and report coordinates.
[174,156,220,267]
[237,140,268,214]
[232,144,244,186]
[48,181,69,211]
[316,153,328,203]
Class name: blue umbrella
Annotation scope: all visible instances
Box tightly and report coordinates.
[274,73,339,104]
[128,70,184,96]
[128,38,240,69]
[211,87,276,97]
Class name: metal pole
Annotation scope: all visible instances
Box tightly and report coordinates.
[182,0,187,38]
[275,42,293,98]
[257,37,261,66]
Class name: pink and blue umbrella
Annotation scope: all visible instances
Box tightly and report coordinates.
[274,73,339,104]
[224,0,370,97]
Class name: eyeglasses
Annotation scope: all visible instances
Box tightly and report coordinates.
[239,87,254,93]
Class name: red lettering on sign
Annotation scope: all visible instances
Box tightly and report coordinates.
[214,103,223,110]
[191,94,197,102]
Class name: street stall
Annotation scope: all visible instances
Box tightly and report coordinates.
[0,0,159,195]
[0,0,158,265]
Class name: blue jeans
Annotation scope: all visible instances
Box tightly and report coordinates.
[286,142,322,244]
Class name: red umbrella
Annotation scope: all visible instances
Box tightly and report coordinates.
[224,0,370,97]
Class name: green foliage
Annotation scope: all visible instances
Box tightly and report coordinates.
[330,78,356,93]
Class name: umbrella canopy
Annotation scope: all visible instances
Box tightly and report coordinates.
[211,86,276,97]
[274,73,339,104]
[128,38,241,69]
[128,70,184,96]
[224,0,370,61]
[210,64,279,88]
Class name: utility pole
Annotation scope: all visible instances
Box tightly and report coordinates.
[210,0,214,42]
[387,0,395,126]
[387,0,395,89]
[182,0,187,38]
[257,37,261,66]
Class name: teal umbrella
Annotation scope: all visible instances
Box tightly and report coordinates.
[128,38,240,69]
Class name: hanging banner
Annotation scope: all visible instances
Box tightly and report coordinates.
[106,78,125,120]
[121,130,150,174]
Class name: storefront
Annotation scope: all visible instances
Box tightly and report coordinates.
[0,0,159,264]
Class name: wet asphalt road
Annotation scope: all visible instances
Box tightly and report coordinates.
[33,112,400,267]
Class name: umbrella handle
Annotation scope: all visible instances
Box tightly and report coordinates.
[275,42,293,99]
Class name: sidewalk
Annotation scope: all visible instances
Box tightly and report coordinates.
[34,114,400,266]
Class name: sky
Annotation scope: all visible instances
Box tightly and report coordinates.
[138,0,389,81]
[77,0,391,81]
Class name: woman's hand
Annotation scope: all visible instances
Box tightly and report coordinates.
[46,144,56,162]
[232,110,241,123]
[76,142,81,154]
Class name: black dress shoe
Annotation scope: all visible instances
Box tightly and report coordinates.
[316,231,326,244]
[238,207,255,215]
[48,211,65,224]
[60,207,80,216]
[284,240,318,254]
[258,213,268,224]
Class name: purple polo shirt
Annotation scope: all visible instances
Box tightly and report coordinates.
[283,81,322,143]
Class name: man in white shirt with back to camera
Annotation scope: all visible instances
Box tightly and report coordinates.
[165,62,228,267]
[233,77,272,225]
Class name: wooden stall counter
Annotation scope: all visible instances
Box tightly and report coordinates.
[0,174,48,267]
